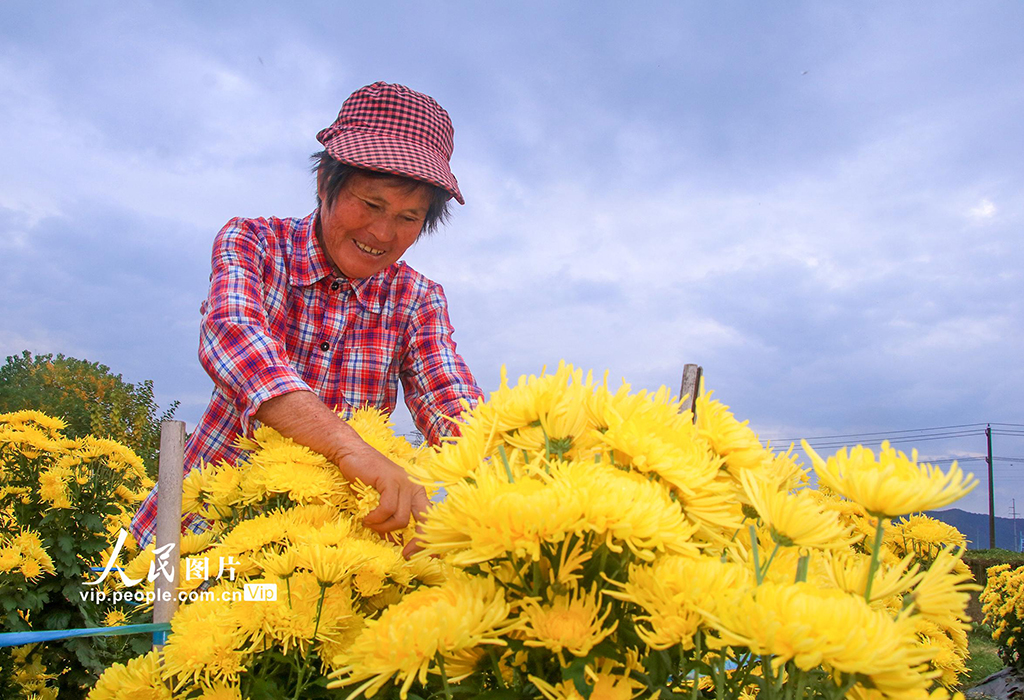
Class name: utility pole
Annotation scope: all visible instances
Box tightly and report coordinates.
[987,424,995,549]
[1012,499,1019,554]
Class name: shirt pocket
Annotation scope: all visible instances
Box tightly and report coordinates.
[336,326,400,409]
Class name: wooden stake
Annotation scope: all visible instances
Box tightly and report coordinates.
[153,420,185,646]
[679,364,703,424]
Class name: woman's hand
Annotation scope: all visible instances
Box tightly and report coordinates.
[254,390,428,556]
[335,441,429,534]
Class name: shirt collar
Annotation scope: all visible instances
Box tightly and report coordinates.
[289,211,334,287]
[289,210,391,314]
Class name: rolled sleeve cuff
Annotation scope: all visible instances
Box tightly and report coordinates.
[238,363,313,436]
[421,393,480,445]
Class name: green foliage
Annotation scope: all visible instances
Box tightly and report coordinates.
[0,350,178,478]
[1,413,154,699]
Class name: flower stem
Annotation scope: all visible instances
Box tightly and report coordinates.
[690,633,702,700]
[762,541,781,580]
[488,648,506,688]
[795,553,809,583]
[497,444,514,483]
[863,517,886,602]
[437,652,453,700]
[293,584,328,700]
[749,525,763,585]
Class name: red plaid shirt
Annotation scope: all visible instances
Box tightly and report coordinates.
[131,211,482,547]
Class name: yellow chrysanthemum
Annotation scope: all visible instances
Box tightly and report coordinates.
[824,549,920,604]
[329,573,519,699]
[891,514,968,558]
[705,581,936,696]
[297,542,369,586]
[802,440,977,517]
[0,546,21,573]
[103,610,129,627]
[740,470,857,549]
[695,393,767,473]
[419,465,584,564]
[160,598,249,687]
[248,572,354,654]
[904,548,978,632]
[258,549,298,579]
[37,466,73,508]
[520,585,617,659]
[88,650,171,700]
[598,416,741,538]
[180,531,216,556]
[195,682,243,700]
[345,538,404,597]
[530,658,644,700]
[913,618,968,689]
[608,555,753,650]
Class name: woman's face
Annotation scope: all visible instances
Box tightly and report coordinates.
[317,171,432,279]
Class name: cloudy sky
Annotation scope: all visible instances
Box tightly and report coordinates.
[2,1,1021,521]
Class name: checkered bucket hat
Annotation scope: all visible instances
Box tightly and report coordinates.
[316,81,464,204]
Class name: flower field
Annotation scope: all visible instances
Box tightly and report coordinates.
[3,363,983,699]
[980,562,1024,670]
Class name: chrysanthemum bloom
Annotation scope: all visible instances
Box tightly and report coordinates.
[345,407,420,464]
[341,538,404,596]
[418,466,585,565]
[37,466,73,508]
[160,599,250,688]
[215,511,290,555]
[328,574,519,699]
[704,581,936,696]
[695,393,766,474]
[249,457,345,505]
[555,460,701,561]
[891,514,967,559]
[913,618,968,689]
[297,542,368,586]
[824,550,920,604]
[598,417,742,539]
[180,531,215,555]
[103,610,128,627]
[740,470,858,550]
[802,440,977,518]
[903,548,978,632]
[520,585,617,660]
[0,546,21,573]
[88,650,171,700]
[250,571,354,654]
[195,682,243,700]
[530,657,643,700]
[408,417,494,485]
[608,555,752,650]
[258,549,298,579]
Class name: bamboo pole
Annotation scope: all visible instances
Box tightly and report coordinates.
[153,420,185,647]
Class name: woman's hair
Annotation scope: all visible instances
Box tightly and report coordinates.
[310,150,452,235]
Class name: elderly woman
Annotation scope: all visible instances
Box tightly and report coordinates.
[131,82,483,554]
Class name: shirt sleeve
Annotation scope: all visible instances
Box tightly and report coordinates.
[198,218,312,435]
[399,281,484,445]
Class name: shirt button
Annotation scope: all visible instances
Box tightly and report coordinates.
[330,281,340,291]
[320,341,330,351]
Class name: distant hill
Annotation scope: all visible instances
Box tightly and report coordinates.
[926,508,1023,550]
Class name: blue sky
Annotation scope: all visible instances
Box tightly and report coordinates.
[1,1,1021,520]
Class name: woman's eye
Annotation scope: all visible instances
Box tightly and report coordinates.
[363,200,381,210]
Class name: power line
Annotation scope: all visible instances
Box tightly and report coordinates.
[766,422,991,443]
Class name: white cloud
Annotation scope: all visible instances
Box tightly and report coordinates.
[969,198,997,221]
